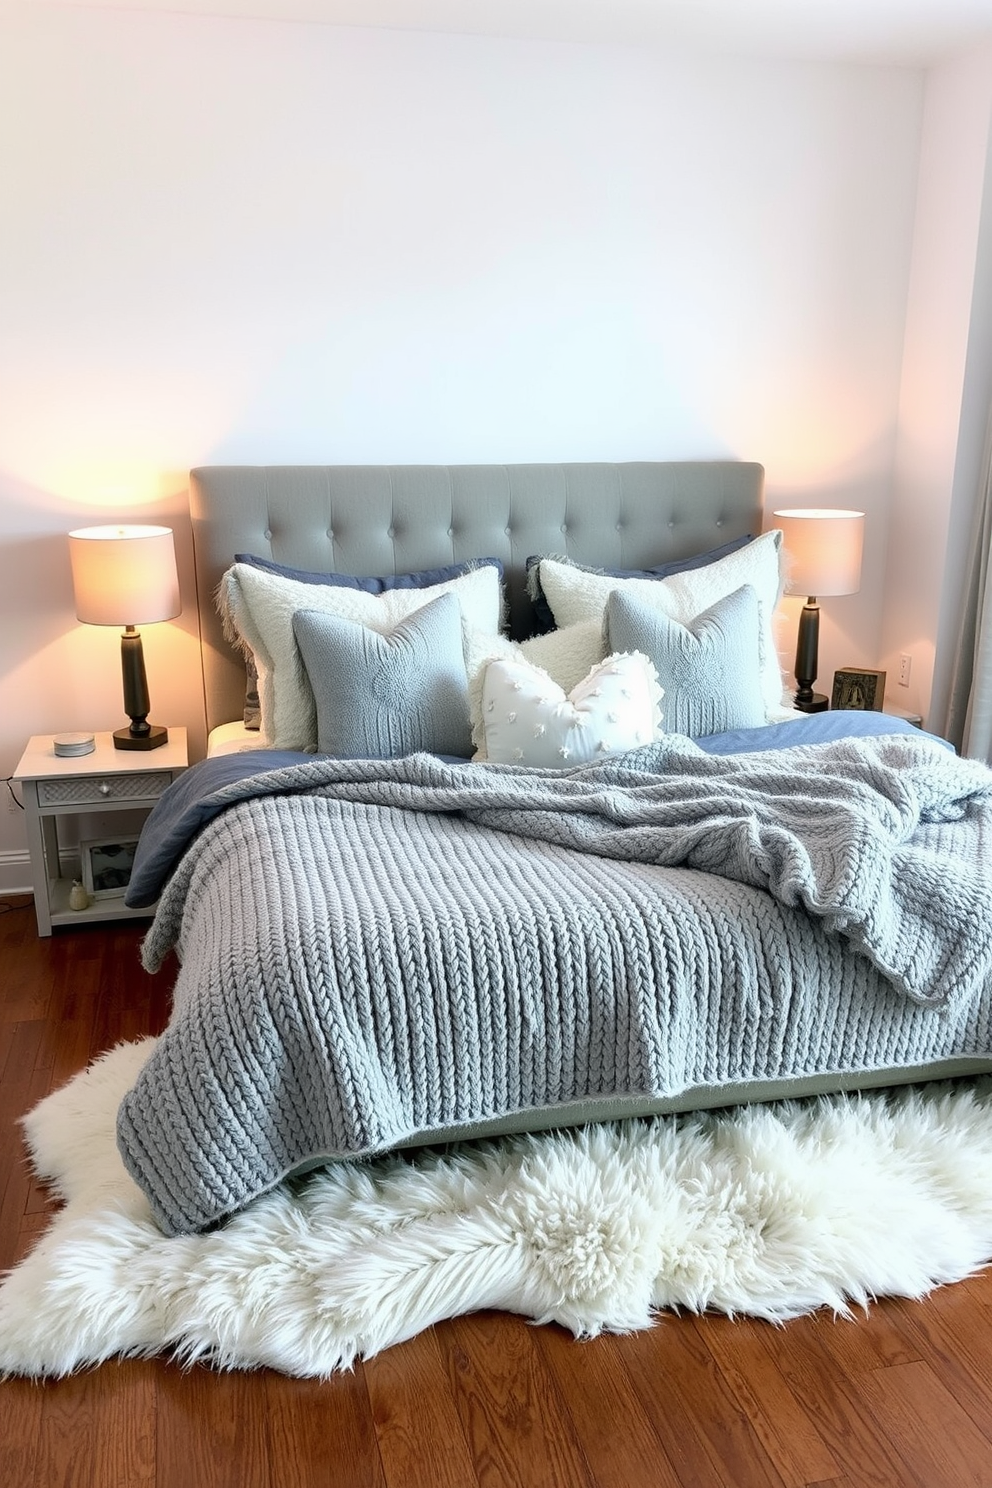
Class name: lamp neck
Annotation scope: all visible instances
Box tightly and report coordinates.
[120,627,150,735]
[794,597,826,712]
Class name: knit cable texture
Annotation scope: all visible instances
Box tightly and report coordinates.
[116,732,992,1235]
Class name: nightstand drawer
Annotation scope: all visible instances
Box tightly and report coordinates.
[37,771,174,806]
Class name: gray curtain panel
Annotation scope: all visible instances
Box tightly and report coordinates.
[942,433,992,763]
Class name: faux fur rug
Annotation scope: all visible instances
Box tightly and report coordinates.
[4,1040,992,1378]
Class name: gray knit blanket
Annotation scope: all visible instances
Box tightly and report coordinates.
[117,732,992,1234]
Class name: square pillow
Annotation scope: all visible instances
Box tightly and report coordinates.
[534,529,784,718]
[462,619,606,758]
[525,534,754,634]
[293,593,472,760]
[218,559,502,750]
[236,556,503,728]
[606,585,765,738]
[481,651,663,767]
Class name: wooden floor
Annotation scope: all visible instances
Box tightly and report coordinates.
[4,898,992,1488]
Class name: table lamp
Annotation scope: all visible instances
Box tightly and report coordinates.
[773,508,865,713]
[68,524,181,750]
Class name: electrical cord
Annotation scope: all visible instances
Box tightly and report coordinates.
[3,776,24,811]
[0,894,32,916]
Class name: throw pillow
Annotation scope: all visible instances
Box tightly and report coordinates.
[462,619,606,758]
[525,534,754,634]
[606,585,765,738]
[534,529,784,718]
[481,651,663,767]
[218,559,502,751]
[235,556,503,729]
[292,594,472,760]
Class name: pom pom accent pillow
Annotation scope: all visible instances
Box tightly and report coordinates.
[606,585,765,738]
[462,620,607,759]
[481,652,663,767]
[218,559,502,751]
[534,529,785,719]
[292,594,472,760]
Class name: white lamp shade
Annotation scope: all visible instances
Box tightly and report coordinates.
[69,525,181,626]
[773,508,864,598]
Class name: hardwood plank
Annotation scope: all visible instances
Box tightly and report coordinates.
[36,1364,156,1488]
[884,1284,992,1447]
[365,1327,477,1488]
[754,1315,929,1487]
[0,1020,49,1264]
[156,1365,271,1488]
[266,1368,388,1488]
[801,1301,922,1376]
[532,1326,685,1488]
[619,1313,791,1488]
[0,1377,43,1488]
[0,900,43,1020]
[856,1357,992,1488]
[692,1312,840,1487]
[442,1310,596,1488]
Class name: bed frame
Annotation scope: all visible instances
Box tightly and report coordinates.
[176,459,992,1131]
[188,461,765,735]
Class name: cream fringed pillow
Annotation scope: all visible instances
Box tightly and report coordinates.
[218,560,503,751]
[480,651,663,768]
[534,529,785,719]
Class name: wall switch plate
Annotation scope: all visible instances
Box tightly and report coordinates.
[899,654,912,687]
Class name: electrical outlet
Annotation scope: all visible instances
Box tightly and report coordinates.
[899,654,911,687]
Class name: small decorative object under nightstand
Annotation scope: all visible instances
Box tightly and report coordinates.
[13,729,187,936]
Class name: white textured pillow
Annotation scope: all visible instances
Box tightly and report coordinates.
[536,529,785,718]
[463,619,606,758]
[481,651,663,767]
[219,561,502,750]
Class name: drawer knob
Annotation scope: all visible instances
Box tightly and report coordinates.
[98,781,111,796]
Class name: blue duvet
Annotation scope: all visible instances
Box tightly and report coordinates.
[125,710,945,910]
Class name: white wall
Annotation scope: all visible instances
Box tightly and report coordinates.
[0,3,925,884]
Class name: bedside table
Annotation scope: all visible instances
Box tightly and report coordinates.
[883,705,924,728]
[13,729,188,936]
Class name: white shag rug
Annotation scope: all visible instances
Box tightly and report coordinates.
[4,1038,992,1378]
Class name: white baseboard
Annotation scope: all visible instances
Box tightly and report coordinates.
[0,849,33,897]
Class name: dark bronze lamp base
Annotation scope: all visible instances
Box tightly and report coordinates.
[114,724,169,751]
[793,693,829,714]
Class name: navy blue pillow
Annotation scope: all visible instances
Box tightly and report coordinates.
[235,552,503,593]
[235,554,504,728]
[525,535,755,635]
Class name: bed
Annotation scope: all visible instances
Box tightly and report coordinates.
[115,461,992,1238]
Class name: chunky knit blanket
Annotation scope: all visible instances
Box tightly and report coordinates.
[117,732,992,1235]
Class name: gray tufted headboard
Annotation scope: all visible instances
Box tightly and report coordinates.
[189,461,765,733]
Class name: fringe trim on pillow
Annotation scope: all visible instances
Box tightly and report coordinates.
[216,569,254,662]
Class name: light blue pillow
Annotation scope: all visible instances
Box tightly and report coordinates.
[292,593,473,759]
[238,555,503,728]
[605,584,766,738]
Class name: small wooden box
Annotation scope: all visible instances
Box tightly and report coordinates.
[831,668,886,711]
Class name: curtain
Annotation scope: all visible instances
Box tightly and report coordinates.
[942,431,992,761]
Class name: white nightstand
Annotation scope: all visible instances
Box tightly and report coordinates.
[883,705,924,728]
[13,729,188,936]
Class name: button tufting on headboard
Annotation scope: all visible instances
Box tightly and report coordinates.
[190,461,764,736]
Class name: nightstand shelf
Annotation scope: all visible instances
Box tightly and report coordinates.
[13,729,188,936]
